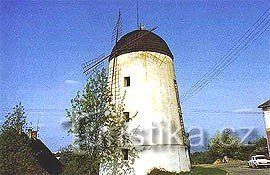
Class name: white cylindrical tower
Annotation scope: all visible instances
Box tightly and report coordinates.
[109,30,191,174]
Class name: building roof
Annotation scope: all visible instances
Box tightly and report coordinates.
[29,138,62,174]
[258,100,270,109]
[110,29,173,59]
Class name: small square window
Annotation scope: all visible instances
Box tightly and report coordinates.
[123,112,130,122]
[124,77,130,87]
[122,149,129,160]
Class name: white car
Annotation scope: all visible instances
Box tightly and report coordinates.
[248,155,270,168]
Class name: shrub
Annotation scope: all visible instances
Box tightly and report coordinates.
[191,151,215,164]
[148,168,178,175]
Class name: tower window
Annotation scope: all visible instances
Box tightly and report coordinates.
[122,149,129,160]
[124,77,130,87]
[123,112,130,122]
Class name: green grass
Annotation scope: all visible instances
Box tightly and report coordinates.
[180,166,227,175]
[148,166,227,175]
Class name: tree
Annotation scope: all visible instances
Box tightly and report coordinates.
[59,146,90,175]
[208,129,242,160]
[250,137,268,156]
[0,103,46,175]
[191,136,269,164]
[67,68,137,175]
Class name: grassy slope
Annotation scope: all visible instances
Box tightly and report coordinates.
[180,166,227,175]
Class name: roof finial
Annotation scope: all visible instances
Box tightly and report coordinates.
[137,0,140,30]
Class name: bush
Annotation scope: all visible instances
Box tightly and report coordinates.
[190,151,215,164]
[250,137,268,156]
[147,168,178,175]
[147,167,227,175]
[190,137,268,165]
[208,130,268,161]
[59,146,92,175]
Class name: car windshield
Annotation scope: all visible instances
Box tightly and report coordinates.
[256,156,267,160]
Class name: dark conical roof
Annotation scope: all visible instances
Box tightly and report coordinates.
[110,30,173,59]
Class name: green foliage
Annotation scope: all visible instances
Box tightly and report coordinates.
[208,130,269,161]
[238,144,256,160]
[179,166,227,175]
[190,151,215,165]
[250,137,268,156]
[67,68,137,175]
[192,132,268,165]
[0,103,45,175]
[208,129,242,160]
[1,103,26,132]
[148,168,178,175]
[59,146,91,175]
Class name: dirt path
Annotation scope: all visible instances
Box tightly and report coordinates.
[198,163,270,175]
[218,164,270,175]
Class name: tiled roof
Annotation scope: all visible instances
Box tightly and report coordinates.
[29,138,62,174]
[111,30,173,59]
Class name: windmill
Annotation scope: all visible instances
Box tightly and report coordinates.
[81,11,157,101]
[82,9,191,174]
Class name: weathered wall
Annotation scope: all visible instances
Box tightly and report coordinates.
[108,51,191,174]
[263,110,270,156]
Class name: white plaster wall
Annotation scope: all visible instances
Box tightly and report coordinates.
[108,51,191,174]
[263,110,270,156]
[134,145,190,174]
[263,111,270,129]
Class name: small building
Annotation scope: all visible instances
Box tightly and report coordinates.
[26,128,63,174]
[258,100,270,156]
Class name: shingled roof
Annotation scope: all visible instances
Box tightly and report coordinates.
[29,139,62,174]
[111,29,173,59]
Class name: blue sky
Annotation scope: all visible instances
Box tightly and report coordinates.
[0,0,269,152]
